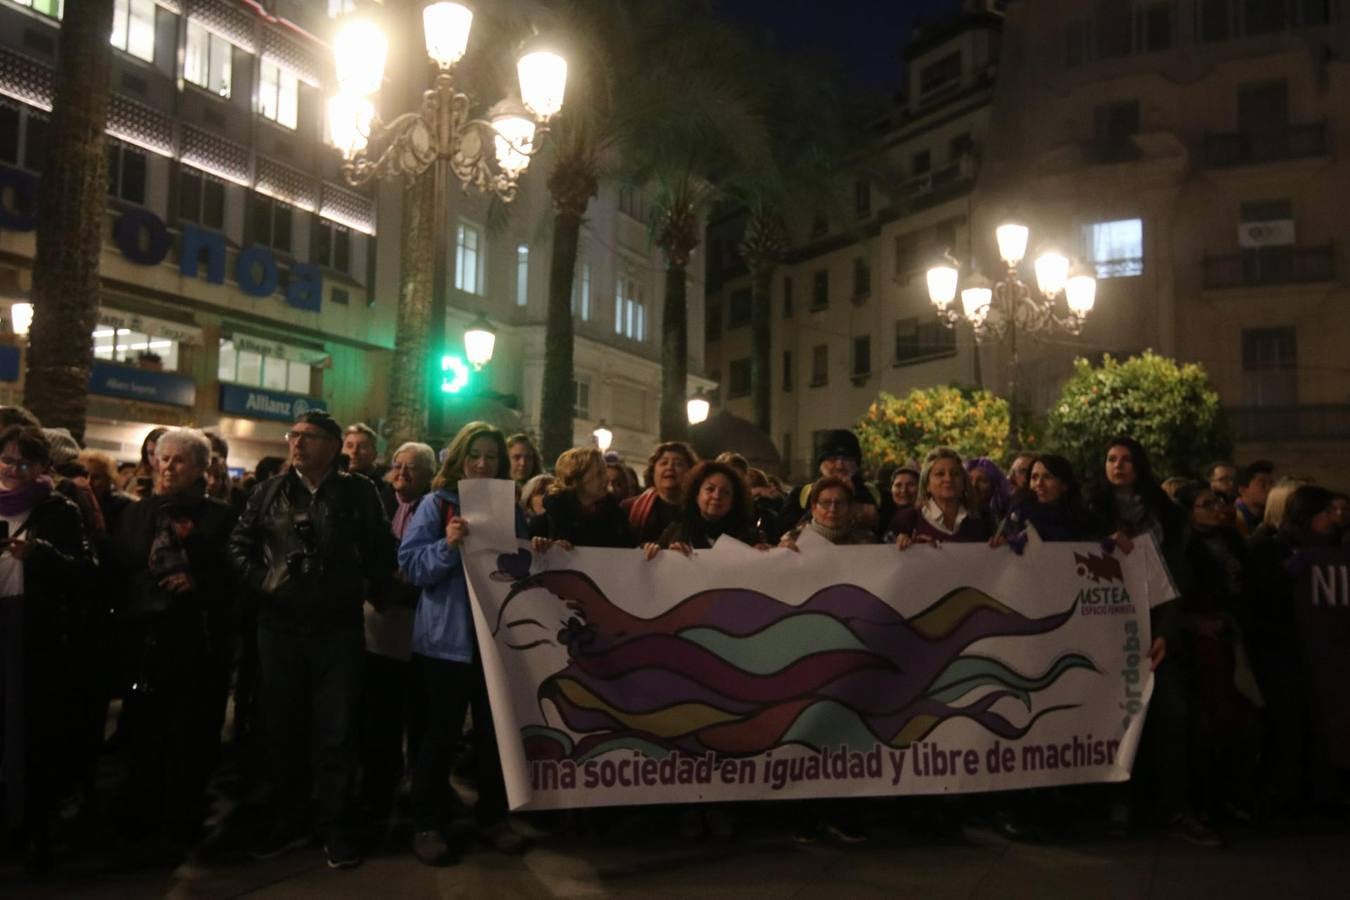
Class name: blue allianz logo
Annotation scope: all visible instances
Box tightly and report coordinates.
[221,383,323,422]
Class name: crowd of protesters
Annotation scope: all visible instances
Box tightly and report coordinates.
[1,402,1347,875]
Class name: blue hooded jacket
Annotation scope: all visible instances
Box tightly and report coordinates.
[398,487,525,663]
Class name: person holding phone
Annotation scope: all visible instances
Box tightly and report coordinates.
[0,426,95,871]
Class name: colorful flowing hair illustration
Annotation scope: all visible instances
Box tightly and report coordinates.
[496,563,1095,763]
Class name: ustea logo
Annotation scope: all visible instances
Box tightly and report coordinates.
[1074,552,1123,583]
[1074,552,1134,616]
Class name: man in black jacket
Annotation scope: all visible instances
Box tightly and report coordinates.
[228,411,395,870]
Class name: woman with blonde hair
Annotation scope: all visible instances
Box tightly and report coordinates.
[528,447,635,548]
[891,447,992,549]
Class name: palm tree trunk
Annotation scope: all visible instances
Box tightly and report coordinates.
[749,260,775,432]
[540,159,596,466]
[23,0,115,441]
[386,174,435,451]
[657,199,699,441]
[659,263,689,441]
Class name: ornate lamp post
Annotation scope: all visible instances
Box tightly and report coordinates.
[328,3,567,444]
[927,223,1097,449]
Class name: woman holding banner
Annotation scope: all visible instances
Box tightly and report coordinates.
[1000,454,1105,547]
[1089,437,1216,845]
[623,442,697,544]
[889,448,992,549]
[398,422,528,867]
[780,477,877,551]
[528,448,636,549]
[643,460,766,559]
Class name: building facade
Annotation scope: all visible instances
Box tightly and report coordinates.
[704,3,1000,480]
[0,0,704,471]
[705,0,1349,486]
[982,0,1348,484]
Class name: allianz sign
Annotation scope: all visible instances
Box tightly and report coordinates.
[0,166,322,313]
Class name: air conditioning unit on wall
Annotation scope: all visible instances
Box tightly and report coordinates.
[1238,220,1295,248]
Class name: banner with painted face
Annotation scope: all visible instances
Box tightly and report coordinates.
[459,481,1172,811]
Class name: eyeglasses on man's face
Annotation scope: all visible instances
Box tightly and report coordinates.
[285,430,332,444]
[0,457,33,471]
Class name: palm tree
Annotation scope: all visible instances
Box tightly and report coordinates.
[729,52,878,434]
[620,9,774,441]
[23,1,115,441]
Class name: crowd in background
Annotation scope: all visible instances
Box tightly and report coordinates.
[1,401,1347,874]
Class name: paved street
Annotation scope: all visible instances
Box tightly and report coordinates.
[6,814,1350,899]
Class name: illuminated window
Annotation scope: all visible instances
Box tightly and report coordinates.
[14,0,63,19]
[185,20,233,99]
[218,338,315,395]
[613,273,646,341]
[516,244,529,306]
[571,258,591,320]
[1082,218,1144,278]
[455,222,483,294]
[93,327,179,370]
[110,0,155,62]
[259,59,299,129]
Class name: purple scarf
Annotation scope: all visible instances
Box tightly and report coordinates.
[0,475,53,517]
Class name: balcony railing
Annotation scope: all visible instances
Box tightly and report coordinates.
[899,154,976,210]
[1202,244,1335,289]
[1228,405,1350,442]
[1201,122,1328,168]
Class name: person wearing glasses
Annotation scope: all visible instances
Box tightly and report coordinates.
[777,476,873,844]
[0,426,95,871]
[779,477,876,551]
[227,410,395,870]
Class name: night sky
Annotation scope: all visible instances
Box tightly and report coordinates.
[717,0,966,96]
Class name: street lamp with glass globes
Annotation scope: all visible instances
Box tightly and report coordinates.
[327,3,567,443]
[927,222,1097,449]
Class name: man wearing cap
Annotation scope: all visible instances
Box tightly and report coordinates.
[788,429,881,532]
[228,410,395,869]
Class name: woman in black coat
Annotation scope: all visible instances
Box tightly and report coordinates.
[1001,454,1106,546]
[528,447,636,549]
[0,425,95,870]
[643,461,766,558]
[113,428,238,861]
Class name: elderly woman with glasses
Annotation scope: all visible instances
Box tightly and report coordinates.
[779,477,876,551]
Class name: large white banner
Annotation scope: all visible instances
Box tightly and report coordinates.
[460,481,1168,811]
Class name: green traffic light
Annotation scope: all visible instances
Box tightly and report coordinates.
[440,354,471,394]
